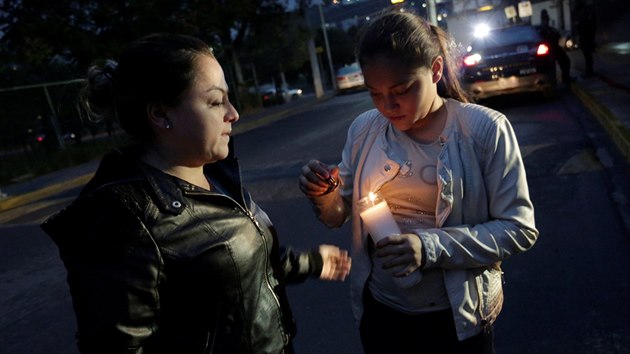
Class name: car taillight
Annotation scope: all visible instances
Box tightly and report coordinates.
[536,43,550,56]
[463,53,481,67]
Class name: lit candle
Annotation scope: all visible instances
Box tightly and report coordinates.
[358,192,400,242]
[357,191,422,288]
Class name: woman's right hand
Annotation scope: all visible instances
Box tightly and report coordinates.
[318,244,351,281]
[299,160,339,197]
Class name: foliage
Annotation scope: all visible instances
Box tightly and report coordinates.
[0,0,366,148]
[245,9,310,83]
[0,0,301,87]
[318,25,359,69]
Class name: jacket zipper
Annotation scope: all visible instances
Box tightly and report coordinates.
[200,191,286,344]
[244,207,287,344]
[227,163,286,327]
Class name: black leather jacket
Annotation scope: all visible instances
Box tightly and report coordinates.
[41,146,322,354]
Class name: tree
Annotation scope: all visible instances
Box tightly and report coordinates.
[318,25,357,68]
[2,1,292,99]
[245,9,310,83]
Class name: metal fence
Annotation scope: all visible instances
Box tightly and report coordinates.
[0,79,112,153]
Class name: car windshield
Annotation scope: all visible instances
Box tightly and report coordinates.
[472,26,540,49]
[337,63,361,75]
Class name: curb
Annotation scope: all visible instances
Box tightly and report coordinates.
[0,174,94,212]
[570,82,630,162]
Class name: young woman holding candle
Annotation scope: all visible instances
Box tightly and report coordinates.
[299,10,538,354]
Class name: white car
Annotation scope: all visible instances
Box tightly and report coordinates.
[336,63,365,94]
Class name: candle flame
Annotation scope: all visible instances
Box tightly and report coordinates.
[368,192,376,202]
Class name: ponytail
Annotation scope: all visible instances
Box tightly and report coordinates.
[429,24,469,103]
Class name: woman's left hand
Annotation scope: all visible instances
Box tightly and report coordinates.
[319,244,351,281]
[375,234,423,277]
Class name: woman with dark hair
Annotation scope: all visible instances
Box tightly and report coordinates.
[299,11,538,354]
[42,33,350,354]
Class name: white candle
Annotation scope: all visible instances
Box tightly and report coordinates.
[358,192,422,288]
[359,198,401,242]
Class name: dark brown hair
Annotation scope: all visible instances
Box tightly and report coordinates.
[80,33,215,142]
[356,10,468,103]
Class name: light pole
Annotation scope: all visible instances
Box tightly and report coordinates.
[318,4,337,91]
[426,0,438,25]
[301,0,324,98]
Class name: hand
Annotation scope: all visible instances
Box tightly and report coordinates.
[299,160,340,197]
[318,244,351,281]
[375,234,423,277]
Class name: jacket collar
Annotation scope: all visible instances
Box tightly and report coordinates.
[82,143,246,216]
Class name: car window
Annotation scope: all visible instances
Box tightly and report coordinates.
[472,26,540,49]
[336,63,361,75]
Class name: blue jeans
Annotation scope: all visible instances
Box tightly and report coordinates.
[359,289,495,354]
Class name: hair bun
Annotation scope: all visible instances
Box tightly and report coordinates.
[87,59,118,88]
[81,59,119,122]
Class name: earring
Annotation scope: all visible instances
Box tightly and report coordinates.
[164,119,172,129]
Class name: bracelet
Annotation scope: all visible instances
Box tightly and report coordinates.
[320,176,339,196]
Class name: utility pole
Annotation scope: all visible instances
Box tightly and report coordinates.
[318,4,336,91]
[301,0,324,98]
[426,0,438,25]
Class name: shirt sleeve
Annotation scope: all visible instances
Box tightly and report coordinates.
[419,111,539,269]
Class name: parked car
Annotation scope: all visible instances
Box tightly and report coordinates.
[287,88,303,99]
[256,84,287,107]
[336,63,365,94]
[461,25,557,101]
[249,83,303,107]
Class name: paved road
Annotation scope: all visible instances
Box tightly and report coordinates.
[2,88,629,353]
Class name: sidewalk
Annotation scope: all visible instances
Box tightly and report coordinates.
[568,43,630,163]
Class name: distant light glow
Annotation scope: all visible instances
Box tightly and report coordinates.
[473,24,491,38]
[463,53,482,66]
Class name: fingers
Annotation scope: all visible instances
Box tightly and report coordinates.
[299,160,339,197]
[319,244,352,281]
[374,234,422,276]
[375,234,401,248]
